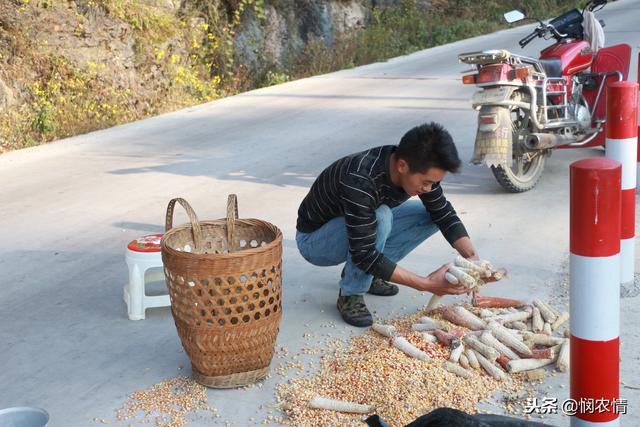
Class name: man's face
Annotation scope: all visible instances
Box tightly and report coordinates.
[398,159,447,196]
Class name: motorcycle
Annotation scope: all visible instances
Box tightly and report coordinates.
[458,0,631,192]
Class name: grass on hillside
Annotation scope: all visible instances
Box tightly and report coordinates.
[0,0,584,151]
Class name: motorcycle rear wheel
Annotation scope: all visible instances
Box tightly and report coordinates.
[490,92,545,193]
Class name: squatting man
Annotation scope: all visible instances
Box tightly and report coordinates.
[295,122,480,326]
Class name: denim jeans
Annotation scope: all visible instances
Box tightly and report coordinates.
[296,200,439,295]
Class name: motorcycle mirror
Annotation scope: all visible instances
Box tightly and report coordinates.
[504,10,525,24]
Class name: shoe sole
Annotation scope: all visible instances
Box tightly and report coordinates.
[367,285,399,297]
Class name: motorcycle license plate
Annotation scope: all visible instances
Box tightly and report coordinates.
[473,87,511,104]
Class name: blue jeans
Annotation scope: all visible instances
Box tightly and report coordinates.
[296,200,439,295]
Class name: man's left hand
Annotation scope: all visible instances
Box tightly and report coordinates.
[452,236,479,261]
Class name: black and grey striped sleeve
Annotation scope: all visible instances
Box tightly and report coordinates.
[340,172,396,281]
[419,182,468,245]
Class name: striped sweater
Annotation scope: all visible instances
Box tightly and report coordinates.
[296,145,468,280]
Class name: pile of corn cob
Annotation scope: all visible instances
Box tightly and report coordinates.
[277,313,518,426]
[425,298,570,380]
[426,256,507,311]
[293,298,569,424]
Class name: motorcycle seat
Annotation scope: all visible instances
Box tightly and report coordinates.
[539,58,563,77]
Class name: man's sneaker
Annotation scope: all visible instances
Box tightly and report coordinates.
[336,293,373,327]
[367,278,399,296]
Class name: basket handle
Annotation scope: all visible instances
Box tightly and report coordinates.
[165,198,203,252]
[226,194,238,249]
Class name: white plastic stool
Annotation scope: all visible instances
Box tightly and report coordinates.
[124,233,170,320]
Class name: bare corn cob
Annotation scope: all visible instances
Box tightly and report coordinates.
[523,333,566,346]
[479,309,495,319]
[532,307,543,333]
[412,323,437,332]
[309,397,374,414]
[444,361,473,379]
[418,316,443,329]
[449,342,465,363]
[533,299,557,323]
[473,349,507,381]
[510,321,528,331]
[487,321,533,356]
[551,312,569,331]
[444,272,459,285]
[425,295,443,313]
[421,332,438,343]
[479,331,520,360]
[543,322,552,335]
[371,323,396,338]
[447,265,477,288]
[556,340,570,372]
[441,306,483,330]
[392,337,431,361]
[459,353,470,369]
[455,256,489,275]
[463,335,500,362]
[452,306,487,330]
[493,311,531,323]
[464,348,480,369]
[473,259,494,270]
[507,358,556,373]
[525,369,546,381]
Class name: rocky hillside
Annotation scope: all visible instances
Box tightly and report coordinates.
[0,0,576,151]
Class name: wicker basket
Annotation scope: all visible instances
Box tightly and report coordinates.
[161,195,283,388]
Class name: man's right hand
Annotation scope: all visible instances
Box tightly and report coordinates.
[420,263,468,296]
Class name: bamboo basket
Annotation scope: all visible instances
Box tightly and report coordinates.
[161,195,283,388]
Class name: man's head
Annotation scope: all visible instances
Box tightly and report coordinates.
[394,122,461,196]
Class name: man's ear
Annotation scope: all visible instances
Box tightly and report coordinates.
[397,158,410,174]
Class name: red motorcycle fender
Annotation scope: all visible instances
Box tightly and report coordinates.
[571,43,633,149]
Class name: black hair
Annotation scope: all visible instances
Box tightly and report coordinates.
[396,122,461,173]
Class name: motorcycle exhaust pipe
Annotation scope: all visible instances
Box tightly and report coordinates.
[525,133,577,150]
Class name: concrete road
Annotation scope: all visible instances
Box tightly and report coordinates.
[1,0,639,425]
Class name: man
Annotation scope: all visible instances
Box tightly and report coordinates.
[295,122,479,327]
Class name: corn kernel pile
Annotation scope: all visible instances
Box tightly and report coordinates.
[276,309,523,426]
[116,376,218,427]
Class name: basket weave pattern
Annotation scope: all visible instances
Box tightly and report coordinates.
[161,196,283,388]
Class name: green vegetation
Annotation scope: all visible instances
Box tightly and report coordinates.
[0,0,583,151]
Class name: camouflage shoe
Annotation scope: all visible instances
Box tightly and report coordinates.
[367,278,399,296]
[336,293,373,327]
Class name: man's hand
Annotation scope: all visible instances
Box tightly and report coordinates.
[453,236,480,261]
[418,263,468,296]
[389,263,468,295]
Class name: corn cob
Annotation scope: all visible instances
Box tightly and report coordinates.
[479,331,520,360]
[371,323,396,338]
[473,349,507,381]
[392,337,431,361]
[444,361,473,379]
[309,397,374,414]
[487,321,532,356]
[464,348,480,369]
[556,340,570,372]
[533,299,557,323]
[463,335,500,362]
[551,312,569,331]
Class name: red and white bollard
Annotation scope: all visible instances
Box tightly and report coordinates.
[605,81,638,289]
[570,158,621,426]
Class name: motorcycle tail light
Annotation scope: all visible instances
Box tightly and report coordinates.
[462,74,477,84]
[480,114,497,124]
[511,67,532,80]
